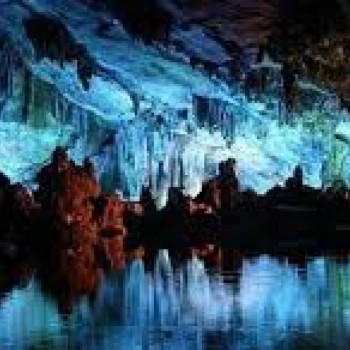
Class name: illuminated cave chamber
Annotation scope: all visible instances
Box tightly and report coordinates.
[0,0,350,206]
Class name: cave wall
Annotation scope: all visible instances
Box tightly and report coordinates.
[0,0,349,205]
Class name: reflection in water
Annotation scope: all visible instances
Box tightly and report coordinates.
[1,252,350,348]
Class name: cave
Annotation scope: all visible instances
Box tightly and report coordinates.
[0,2,350,348]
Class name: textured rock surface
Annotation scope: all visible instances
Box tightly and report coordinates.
[0,0,349,205]
[35,148,127,273]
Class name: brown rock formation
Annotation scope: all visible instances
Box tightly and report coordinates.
[197,158,240,213]
[35,147,128,271]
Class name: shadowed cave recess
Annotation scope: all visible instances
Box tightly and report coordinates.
[1,0,350,206]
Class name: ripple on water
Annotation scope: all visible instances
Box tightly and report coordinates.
[0,252,350,349]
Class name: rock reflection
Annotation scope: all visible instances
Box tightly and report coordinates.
[36,250,102,315]
[2,253,350,348]
[120,250,234,330]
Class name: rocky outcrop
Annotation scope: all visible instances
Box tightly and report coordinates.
[1,0,350,202]
[35,147,127,271]
[0,173,37,253]
[268,0,350,103]
[197,158,240,212]
[105,0,173,43]
[24,13,95,89]
[94,194,127,269]
[175,0,350,102]
[1,147,350,271]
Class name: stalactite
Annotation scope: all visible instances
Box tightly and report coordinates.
[22,69,32,122]
[0,15,349,203]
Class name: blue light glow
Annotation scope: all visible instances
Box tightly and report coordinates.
[1,254,350,349]
[0,0,349,203]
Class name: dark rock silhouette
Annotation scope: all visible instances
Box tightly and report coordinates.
[0,148,350,270]
[34,147,127,272]
[106,0,173,44]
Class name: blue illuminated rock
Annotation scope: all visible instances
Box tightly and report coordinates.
[0,0,349,207]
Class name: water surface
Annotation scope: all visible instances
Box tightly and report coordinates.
[1,252,350,349]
